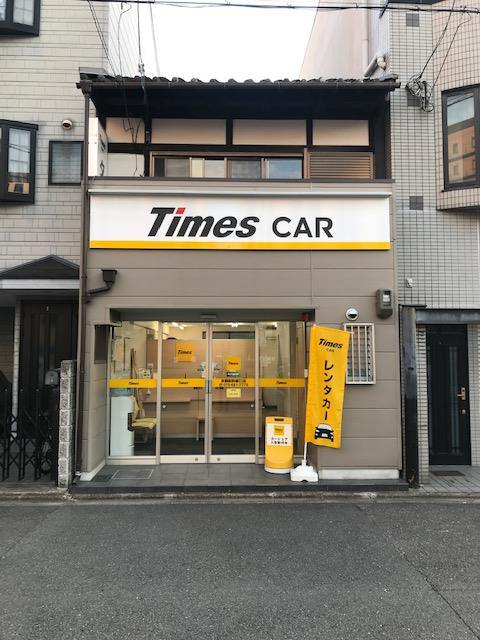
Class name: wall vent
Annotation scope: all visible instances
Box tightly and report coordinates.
[344,323,376,384]
[309,152,373,180]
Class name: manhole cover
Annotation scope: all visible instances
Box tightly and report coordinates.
[431,470,464,477]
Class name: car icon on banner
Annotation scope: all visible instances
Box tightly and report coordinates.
[314,424,334,442]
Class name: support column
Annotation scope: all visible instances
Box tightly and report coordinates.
[11,300,21,418]
[58,359,76,488]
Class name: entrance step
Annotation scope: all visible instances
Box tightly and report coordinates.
[71,464,408,496]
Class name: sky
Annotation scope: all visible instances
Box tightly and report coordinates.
[147,3,316,80]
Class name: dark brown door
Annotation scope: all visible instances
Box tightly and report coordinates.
[427,325,471,465]
[19,302,77,413]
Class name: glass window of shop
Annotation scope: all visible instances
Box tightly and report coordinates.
[258,321,306,457]
[109,321,159,457]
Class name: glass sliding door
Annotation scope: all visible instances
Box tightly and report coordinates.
[107,319,307,464]
[109,321,159,458]
[159,323,207,461]
[209,323,256,461]
[258,321,306,457]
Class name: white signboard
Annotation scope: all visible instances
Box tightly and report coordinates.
[89,194,390,250]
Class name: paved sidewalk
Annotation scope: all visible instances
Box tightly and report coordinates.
[415,466,480,495]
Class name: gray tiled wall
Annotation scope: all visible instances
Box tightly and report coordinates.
[0,0,109,270]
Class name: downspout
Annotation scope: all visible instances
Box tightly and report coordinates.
[74,89,91,479]
[362,7,369,78]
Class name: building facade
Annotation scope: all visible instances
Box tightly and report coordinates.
[302,0,480,482]
[75,74,402,481]
[0,1,153,426]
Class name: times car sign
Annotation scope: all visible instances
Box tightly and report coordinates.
[89,194,391,250]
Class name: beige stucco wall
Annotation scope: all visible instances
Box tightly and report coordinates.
[301,6,369,79]
[151,119,227,145]
[313,120,369,146]
[232,120,306,145]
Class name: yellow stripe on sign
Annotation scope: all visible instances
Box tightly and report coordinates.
[161,378,205,388]
[260,378,305,388]
[109,379,156,389]
[213,378,255,388]
[90,241,390,251]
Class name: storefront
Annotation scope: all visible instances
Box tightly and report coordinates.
[108,319,306,463]
[76,74,402,481]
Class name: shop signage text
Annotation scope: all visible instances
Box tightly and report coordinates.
[90,194,390,250]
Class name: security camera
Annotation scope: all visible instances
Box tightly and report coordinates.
[61,119,73,130]
[345,308,359,321]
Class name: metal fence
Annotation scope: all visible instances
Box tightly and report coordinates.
[0,388,59,483]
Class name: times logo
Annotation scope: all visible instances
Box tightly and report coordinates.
[148,207,334,240]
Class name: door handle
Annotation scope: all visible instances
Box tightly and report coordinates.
[457,387,466,401]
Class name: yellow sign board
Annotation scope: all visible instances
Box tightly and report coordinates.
[109,377,306,390]
[175,342,195,362]
[225,356,241,372]
[259,378,305,388]
[304,326,350,449]
[226,388,242,399]
[109,379,156,389]
[213,378,254,388]
[265,416,294,473]
[161,378,205,388]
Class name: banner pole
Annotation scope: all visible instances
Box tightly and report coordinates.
[303,441,307,465]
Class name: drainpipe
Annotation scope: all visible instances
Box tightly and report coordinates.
[88,269,117,296]
[362,8,369,78]
[74,89,91,479]
[400,305,419,487]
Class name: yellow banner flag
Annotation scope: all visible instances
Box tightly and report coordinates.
[304,325,350,449]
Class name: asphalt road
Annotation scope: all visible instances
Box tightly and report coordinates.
[0,499,479,640]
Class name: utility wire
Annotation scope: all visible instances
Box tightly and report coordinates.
[87,0,118,74]
[418,0,456,79]
[81,0,480,14]
[149,3,161,76]
[431,13,473,89]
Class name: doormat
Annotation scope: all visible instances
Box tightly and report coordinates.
[92,474,114,482]
[431,470,464,477]
[111,469,154,481]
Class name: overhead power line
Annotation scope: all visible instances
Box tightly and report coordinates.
[81,0,480,14]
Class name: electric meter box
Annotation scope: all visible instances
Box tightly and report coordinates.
[264,416,294,475]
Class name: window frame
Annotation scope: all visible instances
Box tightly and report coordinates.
[0,119,37,203]
[442,86,480,191]
[48,140,84,186]
[0,0,41,36]
[150,152,304,180]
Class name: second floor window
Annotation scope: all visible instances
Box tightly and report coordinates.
[0,0,40,35]
[152,156,303,180]
[443,88,479,189]
[48,141,83,185]
[0,120,36,203]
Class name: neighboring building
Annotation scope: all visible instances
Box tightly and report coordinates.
[0,1,153,419]
[302,0,480,483]
[75,74,402,481]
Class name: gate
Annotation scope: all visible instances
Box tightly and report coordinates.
[0,387,59,483]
